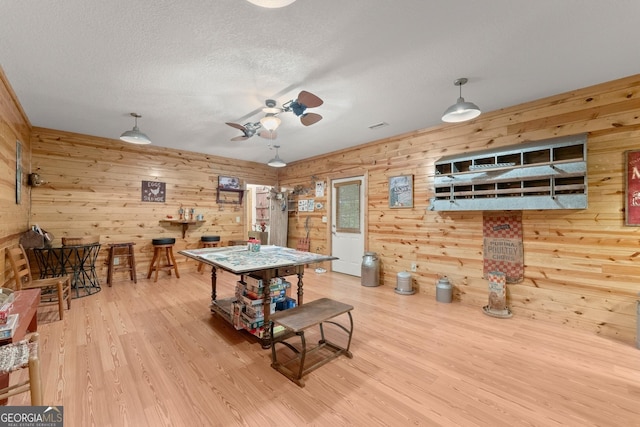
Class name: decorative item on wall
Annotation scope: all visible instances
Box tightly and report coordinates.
[15,140,21,204]
[482,212,524,283]
[389,175,413,208]
[141,181,166,202]
[625,149,640,225]
[218,176,241,189]
[298,199,308,212]
[315,181,325,197]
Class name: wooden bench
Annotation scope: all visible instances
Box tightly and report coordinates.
[269,297,354,387]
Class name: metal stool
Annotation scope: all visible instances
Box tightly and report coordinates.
[106,242,137,286]
[197,236,220,273]
[147,238,180,282]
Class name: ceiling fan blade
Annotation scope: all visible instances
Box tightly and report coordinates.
[297,91,323,108]
[231,135,250,141]
[258,130,278,140]
[300,112,322,126]
[225,122,247,131]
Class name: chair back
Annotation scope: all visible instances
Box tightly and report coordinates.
[7,245,33,290]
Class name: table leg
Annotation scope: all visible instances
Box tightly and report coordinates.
[210,267,217,303]
[296,270,304,305]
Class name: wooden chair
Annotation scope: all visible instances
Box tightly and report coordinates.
[7,245,71,321]
[0,333,43,405]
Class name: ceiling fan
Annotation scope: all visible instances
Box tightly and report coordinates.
[226,90,323,141]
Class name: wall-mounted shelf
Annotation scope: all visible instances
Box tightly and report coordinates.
[217,188,245,205]
[159,220,205,238]
[430,134,588,211]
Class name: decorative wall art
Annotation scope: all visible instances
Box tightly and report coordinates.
[15,140,22,204]
[482,212,524,283]
[141,180,166,202]
[625,149,640,225]
[388,175,413,208]
[218,176,241,190]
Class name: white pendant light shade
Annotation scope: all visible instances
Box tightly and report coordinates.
[267,145,287,168]
[246,0,296,8]
[441,78,481,123]
[260,114,281,132]
[120,113,152,144]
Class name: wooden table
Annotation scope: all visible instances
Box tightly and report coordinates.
[179,246,337,347]
[268,298,354,387]
[0,289,40,404]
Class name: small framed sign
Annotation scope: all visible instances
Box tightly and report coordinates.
[141,180,166,202]
[389,175,413,208]
[218,176,241,190]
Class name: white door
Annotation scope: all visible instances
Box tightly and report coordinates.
[331,176,365,276]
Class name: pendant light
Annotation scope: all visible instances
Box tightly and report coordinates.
[267,145,287,168]
[441,78,481,123]
[120,113,152,144]
[246,0,296,8]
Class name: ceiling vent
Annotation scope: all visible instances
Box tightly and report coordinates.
[368,122,389,130]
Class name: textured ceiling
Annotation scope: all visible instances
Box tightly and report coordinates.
[1,1,640,165]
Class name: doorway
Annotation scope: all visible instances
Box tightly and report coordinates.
[331,176,365,276]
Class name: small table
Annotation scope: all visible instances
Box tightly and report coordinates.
[269,298,354,387]
[32,244,101,298]
[0,289,40,405]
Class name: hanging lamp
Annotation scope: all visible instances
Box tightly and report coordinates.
[120,113,152,144]
[267,145,287,168]
[246,0,296,8]
[441,78,481,123]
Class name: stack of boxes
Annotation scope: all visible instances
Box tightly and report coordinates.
[231,275,296,338]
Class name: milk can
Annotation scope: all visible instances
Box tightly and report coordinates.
[361,252,380,287]
[436,276,453,303]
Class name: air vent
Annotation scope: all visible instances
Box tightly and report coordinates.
[368,122,389,130]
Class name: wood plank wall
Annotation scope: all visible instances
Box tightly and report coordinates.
[26,128,278,278]
[281,74,640,345]
[0,67,31,288]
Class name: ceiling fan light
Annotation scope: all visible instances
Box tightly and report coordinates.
[120,113,152,144]
[246,0,296,8]
[441,78,481,123]
[260,115,281,131]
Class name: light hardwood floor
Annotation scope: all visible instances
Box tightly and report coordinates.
[7,268,640,426]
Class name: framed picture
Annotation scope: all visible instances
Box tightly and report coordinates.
[625,150,640,225]
[218,176,241,190]
[389,175,413,208]
[15,140,22,204]
[141,180,166,202]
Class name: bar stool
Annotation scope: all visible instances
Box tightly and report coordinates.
[147,238,180,282]
[106,242,137,286]
[197,235,220,273]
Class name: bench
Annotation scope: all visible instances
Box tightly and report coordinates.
[269,297,354,387]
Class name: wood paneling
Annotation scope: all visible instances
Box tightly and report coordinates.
[0,66,31,289]
[28,128,277,279]
[282,74,640,345]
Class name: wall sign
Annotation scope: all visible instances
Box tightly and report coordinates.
[482,212,523,283]
[389,175,413,208]
[141,180,166,202]
[625,150,640,225]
